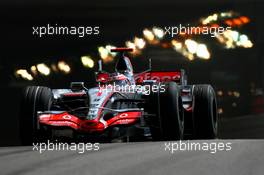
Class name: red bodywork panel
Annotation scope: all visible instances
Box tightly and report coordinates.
[135,71,181,84]
[39,111,142,133]
[96,71,181,84]
[96,73,128,84]
[96,73,110,83]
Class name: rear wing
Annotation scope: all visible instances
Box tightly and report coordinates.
[135,69,187,85]
[110,48,133,52]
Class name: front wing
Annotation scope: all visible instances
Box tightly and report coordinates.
[38,111,142,133]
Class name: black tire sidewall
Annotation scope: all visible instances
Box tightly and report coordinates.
[159,82,184,140]
[19,86,53,145]
[193,85,218,139]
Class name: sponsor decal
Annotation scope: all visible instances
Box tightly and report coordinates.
[62,115,72,120]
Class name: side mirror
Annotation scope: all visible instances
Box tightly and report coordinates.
[70,82,85,92]
[96,73,110,83]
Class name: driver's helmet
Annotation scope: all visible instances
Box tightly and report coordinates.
[111,73,130,86]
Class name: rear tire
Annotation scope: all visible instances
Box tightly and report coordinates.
[19,86,53,145]
[192,85,218,139]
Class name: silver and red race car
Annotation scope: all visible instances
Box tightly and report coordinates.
[19,48,218,144]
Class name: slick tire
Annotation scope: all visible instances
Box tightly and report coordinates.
[150,82,184,140]
[19,86,53,145]
[192,85,218,139]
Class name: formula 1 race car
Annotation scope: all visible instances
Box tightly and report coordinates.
[19,48,218,145]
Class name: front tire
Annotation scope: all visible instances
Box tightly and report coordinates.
[19,86,53,145]
[149,82,184,140]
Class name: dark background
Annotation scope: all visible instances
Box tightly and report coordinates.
[0,0,264,146]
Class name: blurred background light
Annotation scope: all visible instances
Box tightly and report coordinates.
[233,91,240,98]
[152,27,165,39]
[30,65,38,76]
[171,40,182,51]
[201,13,218,25]
[81,56,95,68]
[98,46,114,63]
[15,69,33,81]
[218,108,224,114]
[185,39,198,54]
[134,37,146,49]
[196,44,210,59]
[98,46,109,60]
[143,29,155,42]
[36,63,50,76]
[57,61,71,74]
[217,90,224,96]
